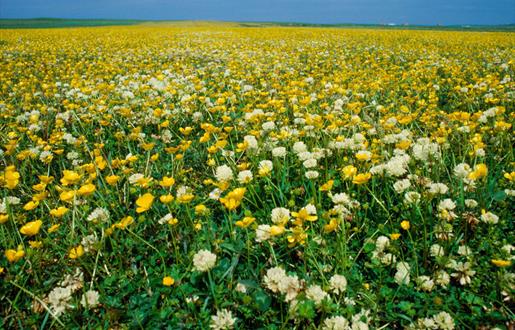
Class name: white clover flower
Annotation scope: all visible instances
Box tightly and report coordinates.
[305,284,328,305]
[430,244,445,257]
[215,165,233,182]
[433,311,455,330]
[438,199,456,211]
[404,191,421,204]
[81,290,100,308]
[393,179,411,193]
[193,249,217,272]
[303,158,317,168]
[237,170,253,184]
[435,270,450,287]
[210,309,236,330]
[322,316,350,330]
[305,170,319,179]
[271,207,290,224]
[427,182,448,195]
[395,262,411,285]
[272,147,287,157]
[329,274,347,294]
[481,211,499,224]
[464,199,478,208]
[255,225,271,242]
[86,207,110,224]
[293,141,307,154]
[454,163,471,179]
[375,236,390,252]
[332,192,351,205]
[416,276,434,292]
[47,286,72,316]
[243,135,258,150]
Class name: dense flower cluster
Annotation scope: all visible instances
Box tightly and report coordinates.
[0,23,513,328]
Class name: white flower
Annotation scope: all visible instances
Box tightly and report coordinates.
[416,276,434,292]
[271,207,290,224]
[404,191,421,204]
[438,199,456,211]
[375,236,390,252]
[329,274,347,294]
[272,147,287,157]
[293,141,307,154]
[210,309,236,330]
[427,183,448,195]
[237,170,253,184]
[81,290,100,308]
[305,284,328,305]
[193,249,217,272]
[255,224,271,242]
[435,270,450,287]
[258,160,273,172]
[262,121,276,131]
[305,170,319,179]
[128,173,144,184]
[393,179,411,193]
[454,163,471,179]
[235,283,247,293]
[243,135,258,150]
[215,165,233,182]
[433,311,455,330]
[430,244,445,257]
[263,267,287,293]
[47,286,72,316]
[480,211,499,224]
[464,199,478,208]
[86,208,110,224]
[322,316,350,330]
[395,262,411,285]
[303,158,317,168]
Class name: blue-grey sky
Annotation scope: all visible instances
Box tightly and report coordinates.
[1,0,514,25]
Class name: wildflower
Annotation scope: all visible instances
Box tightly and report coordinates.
[352,173,371,185]
[77,183,96,196]
[400,220,410,230]
[393,179,411,193]
[20,219,43,236]
[60,170,81,186]
[160,194,174,204]
[162,276,175,286]
[193,249,217,272]
[271,207,290,225]
[395,262,411,285]
[210,309,236,330]
[306,284,328,305]
[319,180,334,191]
[219,187,246,210]
[69,245,85,259]
[159,176,175,187]
[450,261,475,285]
[48,286,72,316]
[50,206,69,217]
[81,290,100,308]
[291,204,317,224]
[87,207,110,223]
[329,274,347,294]
[491,259,511,267]
[176,185,195,203]
[322,316,350,330]
[467,163,487,180]
[237,170,253,184]
[341,165,357,179]
[3,166,20,189]
[235,216,255,228]
[105,175,120,185]
[272,147,287,157]
[215,165,233,182]
[5,246,25,263]
[258,160,273,176]
[480,210,499,224]
[255,225,271,242]
[136,193,154,213]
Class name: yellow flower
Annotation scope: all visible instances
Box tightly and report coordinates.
[400,220,410,231]
[136,193,154,213]
[0,214,8,224]
[390,233,401,240]
[29,240,43,249]
[504,171,515,181]
[115,216,134,230]
[60,170,81,186]
[5,246,25,263]
[159,176,175,187]
[105,175,120,185]
[195,204,208,216]
[219,187,246,211]
[235,216,255,228]
[342,165,357,179]
[48,224,61,233]
[23,200,39,211]
[69,245,85,259]
[160,194,174,204]
[352,173,372,185]
[163,276,175,286]
[491,259,511,267]
[60,190,76,202]
[4,166,20,189]
[20,219,43,236]
[319,180,334,192]
[270,225,285,236]
[77,183,96,196]
[291,208,318,225]
[50,206,69,217]
[468,163,488,181]
[323,218,338,233]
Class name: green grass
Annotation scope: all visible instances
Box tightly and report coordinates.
[0,18,142,29]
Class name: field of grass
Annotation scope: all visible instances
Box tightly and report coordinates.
[0,24,514,329]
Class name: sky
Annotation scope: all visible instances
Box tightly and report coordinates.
[1,0,514,25]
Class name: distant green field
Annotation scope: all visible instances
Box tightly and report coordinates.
[0,18,513,32]
[0,18,141,29]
